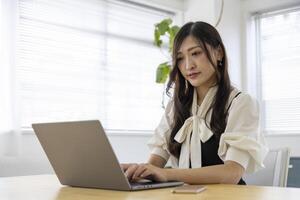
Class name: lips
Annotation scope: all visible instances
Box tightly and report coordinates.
[187,72,201,79]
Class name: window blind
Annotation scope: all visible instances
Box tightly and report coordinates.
[17,0,173,131]
[257,7,300,134]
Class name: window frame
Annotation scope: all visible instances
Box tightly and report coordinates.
[254,6,300,136]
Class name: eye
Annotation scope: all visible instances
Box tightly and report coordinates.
[191,51,202,56]
[176,57,183,62]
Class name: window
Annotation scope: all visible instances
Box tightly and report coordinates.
[16,0,175,132]
[256,7,300,135]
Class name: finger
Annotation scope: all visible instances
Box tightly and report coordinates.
[121,163,137,172]
[125,164,139,181]
[121,163,131,172]
[120,164,127,172]
[132,164,147,180]
[140,169,153,179]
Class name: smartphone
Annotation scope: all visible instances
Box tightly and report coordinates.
[172,185,206,194]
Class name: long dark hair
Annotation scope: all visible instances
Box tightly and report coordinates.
[166,21,232,158]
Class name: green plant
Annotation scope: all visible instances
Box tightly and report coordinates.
[154,18,180,83]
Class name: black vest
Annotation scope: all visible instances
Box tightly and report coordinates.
[201,135,246,185]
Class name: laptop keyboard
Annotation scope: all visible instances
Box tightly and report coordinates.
[130,179,156,186]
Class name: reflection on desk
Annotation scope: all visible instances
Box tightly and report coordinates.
[1,175,300,200]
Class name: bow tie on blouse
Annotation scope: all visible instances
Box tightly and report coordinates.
[174,87,217,169]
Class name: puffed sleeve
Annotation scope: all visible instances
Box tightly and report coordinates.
[147,100,174,162]
[218,93,269,173]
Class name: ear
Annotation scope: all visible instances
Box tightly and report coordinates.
[215,45,224,61]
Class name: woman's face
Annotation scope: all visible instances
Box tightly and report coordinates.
[176,36,220,89]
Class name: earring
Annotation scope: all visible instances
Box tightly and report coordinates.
[217,60,223,67]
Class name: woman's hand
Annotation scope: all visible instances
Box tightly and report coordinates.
[120,163,139,181]
[121,163,168,182]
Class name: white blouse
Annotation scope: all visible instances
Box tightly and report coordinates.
[147,86,268,173]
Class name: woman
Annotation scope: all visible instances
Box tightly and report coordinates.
[122,21,268,185]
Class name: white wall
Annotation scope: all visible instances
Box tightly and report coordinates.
[132,0,183,11]
[183,0,216,24]
[216,0,242,88]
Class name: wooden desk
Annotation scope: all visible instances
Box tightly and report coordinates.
[1,175,300,200]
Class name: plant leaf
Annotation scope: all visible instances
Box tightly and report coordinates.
[154,29,162,47]
[153,18,179,84]
[156,62,171,83]
[156,18,172,35]
[168,25,180,52]
[170,25,180,36]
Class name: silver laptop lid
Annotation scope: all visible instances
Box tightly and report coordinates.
[32,120,132,190]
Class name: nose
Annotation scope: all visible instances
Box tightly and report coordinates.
[185,56,195,70]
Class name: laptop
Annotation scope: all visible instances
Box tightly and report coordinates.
[32,120,183,191]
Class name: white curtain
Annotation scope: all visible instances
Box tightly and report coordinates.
[0,0,21,156]
[0,0,173,156]
[257,8,300,135]
[15,0,170,131]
